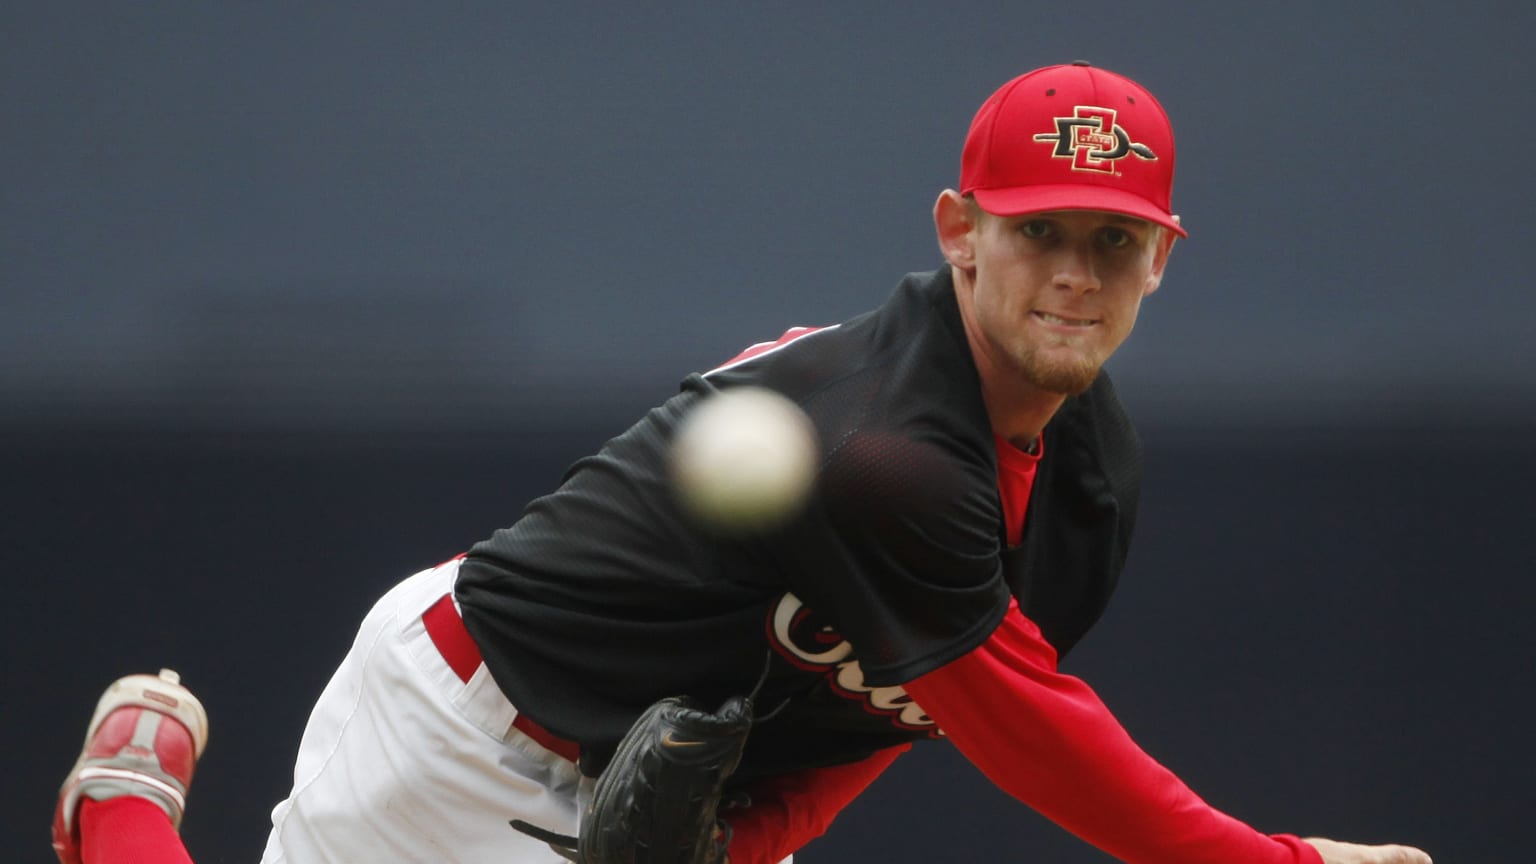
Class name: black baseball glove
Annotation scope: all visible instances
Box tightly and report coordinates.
[511,694,754,864]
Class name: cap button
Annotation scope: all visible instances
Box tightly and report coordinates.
[1070,60,1092,67]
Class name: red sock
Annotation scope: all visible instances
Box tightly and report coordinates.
[79,797,195,864]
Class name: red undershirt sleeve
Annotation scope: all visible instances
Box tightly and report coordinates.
[902,601,1323,864]
[725,743,910,864]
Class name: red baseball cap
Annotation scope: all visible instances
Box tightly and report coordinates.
[960,62,1186,237]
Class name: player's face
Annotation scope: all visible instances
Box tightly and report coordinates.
[945,199,1174,395]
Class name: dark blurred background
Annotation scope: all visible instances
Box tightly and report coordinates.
[4,2,1532,862]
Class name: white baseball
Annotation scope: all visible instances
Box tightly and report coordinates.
[671,387,819,531]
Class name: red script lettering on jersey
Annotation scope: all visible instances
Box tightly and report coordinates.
[766,593,937,732]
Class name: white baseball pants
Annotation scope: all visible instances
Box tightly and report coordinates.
[259,558,584,863]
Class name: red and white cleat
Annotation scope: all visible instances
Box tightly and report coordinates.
[51,669,209,864]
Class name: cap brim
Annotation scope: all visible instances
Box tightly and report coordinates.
[972,185,1188,238]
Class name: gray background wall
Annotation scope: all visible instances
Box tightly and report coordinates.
[4,2,1532,862]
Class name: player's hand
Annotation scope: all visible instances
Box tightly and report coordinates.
[1304,837,1432,864]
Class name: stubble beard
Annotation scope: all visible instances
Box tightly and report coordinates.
[1016,341,1102,395]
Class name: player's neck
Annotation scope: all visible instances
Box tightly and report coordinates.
[978,374,1062,453]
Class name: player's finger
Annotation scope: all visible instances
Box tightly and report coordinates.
[1360,843,1433,864]
[1305,838,1433,864]
[1384,844,1432,864]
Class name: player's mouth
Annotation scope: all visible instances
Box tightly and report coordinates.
[1032,311,1097,329]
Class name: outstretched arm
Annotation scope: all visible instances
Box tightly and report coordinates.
[902,600,1430,864]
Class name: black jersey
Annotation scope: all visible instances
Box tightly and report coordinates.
[456,267,1142,782]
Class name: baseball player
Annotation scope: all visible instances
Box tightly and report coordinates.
[53,62,1432,864]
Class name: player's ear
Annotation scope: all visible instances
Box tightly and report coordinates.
[1143,216,1178,298]
[934,190,978,271]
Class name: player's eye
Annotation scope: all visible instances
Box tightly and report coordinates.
[1098,226,1134,249]
[1019,220,1054,239]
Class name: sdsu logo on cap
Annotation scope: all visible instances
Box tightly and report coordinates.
[1031,106,1157,174]
[959,62,1188,237]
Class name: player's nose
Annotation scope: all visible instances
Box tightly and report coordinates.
[1052,246,1101,294]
